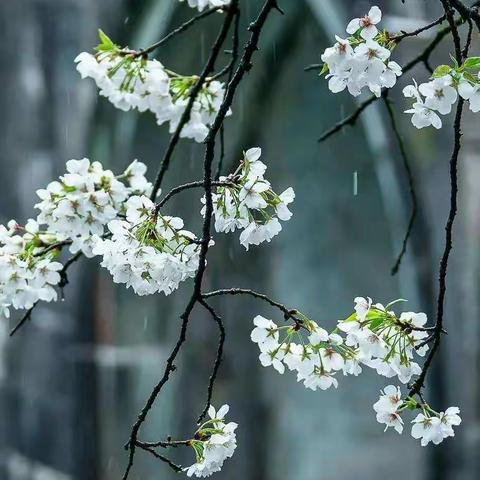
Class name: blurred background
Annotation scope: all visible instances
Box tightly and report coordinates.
[0,0,479,479]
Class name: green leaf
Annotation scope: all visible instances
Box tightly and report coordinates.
[464,56,480,70]
[404,397,418,411]
[463,72,478,83]
[432,64,452,78]
[342,312,357,322]
[449,53,459,68]
[319,63,329,77]
[369,315,386,330]
[99,29,114,47]
[95,29,116,52]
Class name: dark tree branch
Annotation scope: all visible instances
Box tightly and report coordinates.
[389,14,447,42]
[121,7,239,478]
[383,98,418,276]
[156,180,235,209]
[408,0,465,397]
[210,8,241,82]
[136,439,191,449]
[450,0,480,31]
[135,442,182,472]
[196,300,226,424]
[149,4,240,201]
[122,1,280,477]
[217,125,227,180]
[202,287,297,320]
[462,16,474,59]
[442,0,464,61]
[318,93,384,143]
[9,304,36,337]
[216,9,241,180]
[304,63,322,72]
[122,6,225,58]
[33,239,72,257]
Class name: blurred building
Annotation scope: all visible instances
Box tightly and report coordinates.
[0,1,479,479]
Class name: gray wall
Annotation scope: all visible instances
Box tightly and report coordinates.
[0,1,479,480]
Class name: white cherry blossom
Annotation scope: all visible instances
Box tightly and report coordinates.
[181,0,231,13]
[35,158,151,257]
[346,6,382,40]
[419,76,458,115]
[411,414,444,446]
[185,404,237,478]
[75,37,229,143]
[204,148,294,250]
[458,76,480,112]
[93,196,202,295]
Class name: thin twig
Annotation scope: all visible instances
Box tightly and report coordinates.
[122,1,279,477]
[121,7,239,477]
[123,6,225,58]
[462,17,474,59]
[33,239,72,257]
[156,180,235,209]
[149,4,240,201]
[136,439,190,449]
[135,442,183,472]
[196,300,226,424]
[409,0,464,397]
[215,9,241,180]
[210,8,241,82]
[202,288,296,319]
[408,98,464,398]
[318,93,383,143]
[450,0,480,31]
[9,304,36,337]
[383,98,417,276]
[390,14,447,42]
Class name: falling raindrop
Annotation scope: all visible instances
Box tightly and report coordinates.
[124,17,130,25]
[228,244,235,261]
[238,91,244,123]
[201,32,206,64]
[190,143,196,170]
[353,171,358,196]
[143,317,148,330]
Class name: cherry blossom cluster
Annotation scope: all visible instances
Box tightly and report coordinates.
[320,6,402,97]
[180,0,231,12]
[75,32,229,142]
[404,57,480,129]
[185,404,237,478]
[252,296,429,388]
[251,314,360,391]
[338,296,428,384]
[0,220,63,319]
[374,385,461,446]
[35,158,152,257]
[251,297,462,445]
[93,196,202,296]
[1,158,151,320]
[202,148,295,250]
